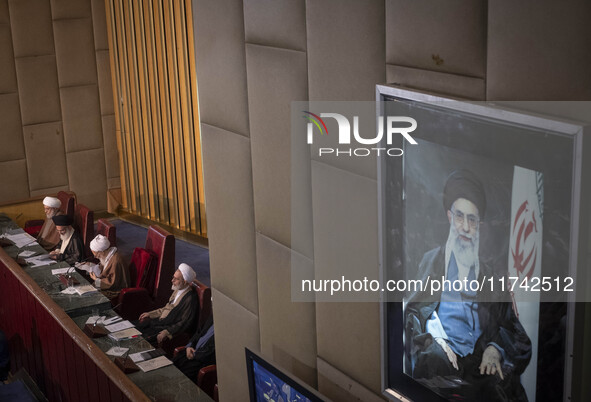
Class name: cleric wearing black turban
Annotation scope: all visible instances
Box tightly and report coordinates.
[49,214,85,265]
[404,169,532,401]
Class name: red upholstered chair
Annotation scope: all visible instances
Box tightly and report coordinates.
[96,218,116,247]
[160,279,211,356]
[115,225,175,320]
[74,204,94,258]
[213,384,218,402]
[198,365,218,401]
[57,191,76,219]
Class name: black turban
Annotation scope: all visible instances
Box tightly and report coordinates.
[52,214,73,226]
[443,169,486,218]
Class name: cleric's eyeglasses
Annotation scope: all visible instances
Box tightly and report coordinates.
[451,209,479,229]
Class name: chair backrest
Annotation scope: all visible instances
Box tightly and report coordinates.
[191,279,212,332]
[128,247,158,292]
[57,191,76,219]
[74,204,94,258]
[197,365,217,401]
[144,225,175,307]
[96,218,116,247]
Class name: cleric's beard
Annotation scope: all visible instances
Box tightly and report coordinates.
[449,224,479,268]
[46,209,56,219]
[171,284,180,291]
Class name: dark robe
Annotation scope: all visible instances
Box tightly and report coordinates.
[405,246,532,401]
[55,230,85,266]
[172,316,215,382]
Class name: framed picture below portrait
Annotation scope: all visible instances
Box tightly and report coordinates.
[376,86,589,402]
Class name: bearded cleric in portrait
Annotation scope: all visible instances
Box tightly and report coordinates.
[404,170,532,401]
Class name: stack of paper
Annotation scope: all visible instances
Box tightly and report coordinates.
[74,285,98,296]
[108,327,142,341]
[85,316,106,325]
[136,356,173,373]
[75,262,102,276]
[105,320,134,333]
[25,254,54,268]
[3,232,37,248]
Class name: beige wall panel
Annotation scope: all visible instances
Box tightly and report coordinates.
[311,161,379,302]
[386,65,486,100]
[30,185,69,197]
[0,25,17,93]
[8,0,54,57]
[50,0,91,19]
[192,0,250,136]
[201,124,258,313]
[107,177,120,189]
[15,56,61,126]
[90,0,108,50]
[0,160,29,202]
[246,44,307,248]
[0,93,24,160]
[385,0,486,78]
[317,358,386,402]
[211,289,260,402]
[306,0,385,101]
[53,18,97,87]
[23,121,68,191]
[487,0,591,100]
[244,0,306,51]
[66,148,107,211]
[255,233,317,387]
[60,85,103,152]
[316,302,381,393]
[0,0,8,24]
[101,114,119,179]
[95,50,114,115]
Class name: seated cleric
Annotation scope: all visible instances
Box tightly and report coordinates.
[37,196,64,251]
[404,169,532,401]
[173,315,215,383]
[48,215,84,265]
[136,263,198,345]
[87,234,129,299]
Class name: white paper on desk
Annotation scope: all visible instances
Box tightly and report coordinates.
[76,262,102,276]
[136,356,173,373]
[51,267,71,275]
[108,327,141,341]
[60,287,77,295]
[75,285,98,296]
[105,320,134,333]
[103,316,122,325]
[129,349,153,363]
[5,232,37,248]
[85,316,106,325]
[18,250,36,257]
[27,255,54,268]
[106,346,129,357]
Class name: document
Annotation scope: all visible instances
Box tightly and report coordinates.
[85,316,106,325]
[136,356,173,373]
[103,316,123,326]
[108,327,142,341]
[75,262,102,276]
[4,232,37,248]
[130,349,153,363]
[105,320,134,333]
[75,285,98,296]
[51,267,72,275]
[60,287,78,295]
[26,255,54,268]
[106,346,129,357]
[18,250,36,258]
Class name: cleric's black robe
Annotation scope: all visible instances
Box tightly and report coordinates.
[55,231,85,266]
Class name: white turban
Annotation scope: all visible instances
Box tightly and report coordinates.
[43,196,61,208]
[90,234,110,252]
[178,263,196,283]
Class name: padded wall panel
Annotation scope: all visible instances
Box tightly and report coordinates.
[487,0,591,100]
[30,185,69,197]
[66,148,107,210]
[256,234,317,387]
[311,161,379,301]
[53,19,97,87]
[0,25,17,93]
[306,0,385,101]
[23,122,68,191]
[386,0,486,78]
[60,85,103,152]
[192,0,250,136]
[212,289,260,402]
[201,123,258,314]
[246,44,307,248]
[101,114,119,179]
[8,0,54,57]
[244,0,306,51]
[386,65,486,100]
[91,0,108,50]
[0,93,24,160]
[50,0,91,20]
[96,50,114,115]
[0,159,29,202]
[317,358,385,402]
[316,301,381,393]
[15,55,61,126]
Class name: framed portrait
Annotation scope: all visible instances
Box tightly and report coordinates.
[377,86,589,402]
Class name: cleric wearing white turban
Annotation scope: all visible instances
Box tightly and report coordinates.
[137,263,198,345]
[88,234,129,299]
[36,196,63,251]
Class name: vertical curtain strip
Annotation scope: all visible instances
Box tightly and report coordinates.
[105,0,206,236]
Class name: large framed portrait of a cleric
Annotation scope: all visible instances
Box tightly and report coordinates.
[376,86,589,402]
